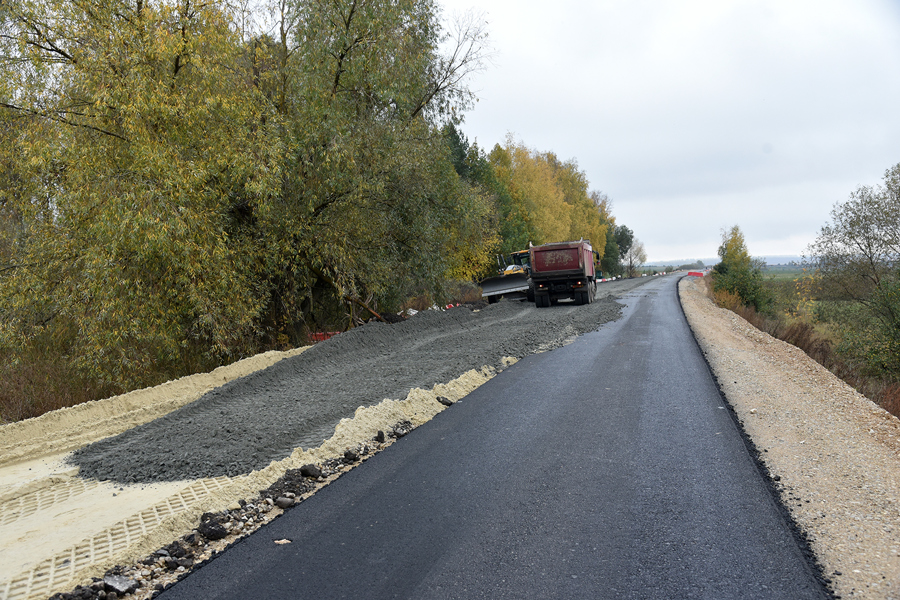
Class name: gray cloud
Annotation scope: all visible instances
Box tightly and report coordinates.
[441,0,900,261]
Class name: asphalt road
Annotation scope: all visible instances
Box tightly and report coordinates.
[159,275,828,599]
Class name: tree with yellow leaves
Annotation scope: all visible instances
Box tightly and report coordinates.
[487,139,608,255]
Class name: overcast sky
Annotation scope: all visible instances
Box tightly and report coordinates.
[437,0,900,263]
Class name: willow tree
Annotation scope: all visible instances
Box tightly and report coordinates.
[254,0,494,326]
[0,0,282,388]
[0,0,492,393]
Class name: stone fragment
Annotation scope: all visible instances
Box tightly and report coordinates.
[343,449,359,462]
[437,396,453,406]
[299,463,323,479]
[275,496,295,509]
[198,517,229,541]
[375,430,385,443]
[392,421,413,438]
[104,574,138,595]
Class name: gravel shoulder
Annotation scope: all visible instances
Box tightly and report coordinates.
[680,275,900,600]
[68,284,631,483]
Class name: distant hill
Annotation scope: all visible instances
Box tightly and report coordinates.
[758,255,804,265]
[645,258,717,269]
[646,255,805,268]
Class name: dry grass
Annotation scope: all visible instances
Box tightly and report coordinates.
[705,277,900,419]
[399,281,483,313]
[447,281,485,304]
[0,349,115,425]
[880,384,900,418]
[399,293,436,312]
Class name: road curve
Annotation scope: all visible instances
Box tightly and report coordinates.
[159,275,828,599]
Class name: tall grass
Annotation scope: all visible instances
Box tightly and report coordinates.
[0,347,116,425]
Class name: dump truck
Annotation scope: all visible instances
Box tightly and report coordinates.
[529,240,598,307]
[480,249,533,304]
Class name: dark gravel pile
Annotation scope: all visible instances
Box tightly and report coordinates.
[71,281,646,484]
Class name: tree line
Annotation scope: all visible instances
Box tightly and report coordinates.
[0,0,634,420]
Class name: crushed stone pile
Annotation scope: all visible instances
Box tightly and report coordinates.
[71,294,629,484]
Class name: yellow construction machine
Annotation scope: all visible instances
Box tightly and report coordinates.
[479,250,534,304]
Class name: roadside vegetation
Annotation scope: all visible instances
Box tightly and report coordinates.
[0,0,635,422]
[709,165,900,418]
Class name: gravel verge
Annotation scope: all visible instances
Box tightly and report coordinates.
[0,349,308,474]
[70,279,650,484]
[680,275,900,600]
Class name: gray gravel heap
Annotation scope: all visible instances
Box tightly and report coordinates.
[71,289,634,484]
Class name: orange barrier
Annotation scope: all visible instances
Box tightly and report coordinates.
[308,331,341,343]
[688,271,705,277]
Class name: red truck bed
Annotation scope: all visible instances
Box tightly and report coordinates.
[531,241,595,278]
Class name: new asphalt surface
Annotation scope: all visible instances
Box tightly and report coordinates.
[159,275,828,599]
